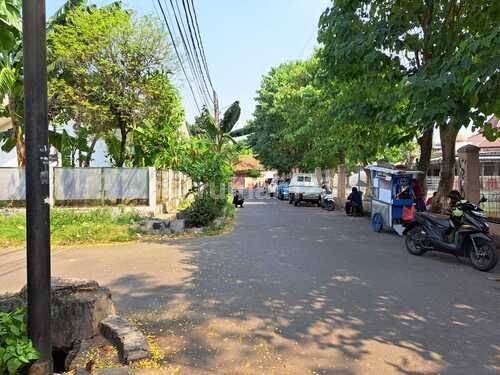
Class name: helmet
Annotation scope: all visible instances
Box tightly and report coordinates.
[448,190,462,202]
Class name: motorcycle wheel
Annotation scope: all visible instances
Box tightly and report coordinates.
[325,201,335,211]
[405,226,427,256]
[469,240,498,272]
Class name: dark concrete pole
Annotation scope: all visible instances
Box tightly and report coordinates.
[23,0,52,373]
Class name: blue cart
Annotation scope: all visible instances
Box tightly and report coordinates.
[366,166,423,234]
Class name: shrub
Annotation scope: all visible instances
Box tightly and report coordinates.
[247,169,260,178]
[182,192,226,227]
[0,308,40,374]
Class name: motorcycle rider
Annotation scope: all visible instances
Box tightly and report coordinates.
[447,190,466,241]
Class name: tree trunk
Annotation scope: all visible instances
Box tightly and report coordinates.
[337,150,346,206]
[117,123,127,167]
[416,127,433,195]
[434,124,459,212]
[364,163,372,199]
[84,135,99,167]
[8,101,26,167]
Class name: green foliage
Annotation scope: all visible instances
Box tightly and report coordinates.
[157,102,242,227]
[48,4,181,167]
[248,56,412,174]
[182,192,227,228]
[0,0,21,52]
[0,209,144,247]
[0,308,40,375]
[247,169,260,178]
[220,101,241,134]
[0,0,24,165]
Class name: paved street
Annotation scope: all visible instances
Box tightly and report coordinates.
[1,196,499,374]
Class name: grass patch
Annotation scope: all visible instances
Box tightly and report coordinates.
[0,209,144,248]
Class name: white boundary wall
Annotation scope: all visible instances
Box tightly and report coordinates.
[0,167,190,214]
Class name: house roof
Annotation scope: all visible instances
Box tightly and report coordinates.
[466,133,500,149]
[233,155,263,172]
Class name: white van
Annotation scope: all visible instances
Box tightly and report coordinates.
[288,173,323,206]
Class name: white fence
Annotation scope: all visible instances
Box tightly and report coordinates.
[0,168,25,201]
[0,167,191,214]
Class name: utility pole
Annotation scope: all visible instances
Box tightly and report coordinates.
[23,0,52,373]
[213,89,219,124]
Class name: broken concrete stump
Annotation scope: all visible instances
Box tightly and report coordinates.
[100,315,150,363]
[169,219,185,233]
[50,279,116,350]
[0,278,116,351]
[143,219,170,234]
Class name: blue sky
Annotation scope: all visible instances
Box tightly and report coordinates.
[47,0,330,128]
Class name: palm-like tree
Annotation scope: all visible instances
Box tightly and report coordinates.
[0,0,24,165]
[195,101,241,152]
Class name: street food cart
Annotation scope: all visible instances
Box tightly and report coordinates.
[366,166,423,234]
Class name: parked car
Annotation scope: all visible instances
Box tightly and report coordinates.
[288,173,323,206]
[277,182,289,200]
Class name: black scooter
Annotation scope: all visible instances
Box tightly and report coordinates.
[403,198,498,272]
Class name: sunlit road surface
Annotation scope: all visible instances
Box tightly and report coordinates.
[1,193,499,374]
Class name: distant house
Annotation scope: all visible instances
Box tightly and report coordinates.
[428,117,500,178]
[232,155,267,189]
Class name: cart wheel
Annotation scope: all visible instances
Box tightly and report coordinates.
[372,213,383,232]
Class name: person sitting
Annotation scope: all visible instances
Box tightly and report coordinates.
[233,190,244,208]
[346,187,363,216]
[426,192,437,211]
[412,180,426,212]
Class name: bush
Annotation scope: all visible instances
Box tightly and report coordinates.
[0,308,40,374]
[247,169,260,178]
[182,193,226,227]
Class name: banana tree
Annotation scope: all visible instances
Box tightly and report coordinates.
[0,0,24,165]
[195,101,241,152]
[0,0,87,166]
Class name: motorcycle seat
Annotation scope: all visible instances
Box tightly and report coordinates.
[419,212,450,227]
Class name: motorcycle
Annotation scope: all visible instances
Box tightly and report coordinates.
[403,197,498,272]
[319,186,336,211]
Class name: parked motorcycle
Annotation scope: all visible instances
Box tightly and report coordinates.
[403,197,498,272]
[319,186,336,211]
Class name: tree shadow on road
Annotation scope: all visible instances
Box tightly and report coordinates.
[105,212,500,374]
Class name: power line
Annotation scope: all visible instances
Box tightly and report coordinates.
[187,0,215,93]
[164,0,210,108]
[167,0,212,107]
[156,0,201,113]
[172,0,213,107]
[181,0,213,98]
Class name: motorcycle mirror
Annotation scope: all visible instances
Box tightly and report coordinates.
[480,196,488,203]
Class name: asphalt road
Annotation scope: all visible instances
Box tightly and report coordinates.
[1,195,499,374]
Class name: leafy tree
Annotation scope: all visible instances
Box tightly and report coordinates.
[318,0,500,207]
[157,102,241,196]
[49,4,178,167]
[248,57,412,177]
[131,73,185,167]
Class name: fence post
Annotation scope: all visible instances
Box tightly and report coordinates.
[148,167,157,214]
[457,144,480,203]
[49,166,55,206]
[100,168,105,206]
